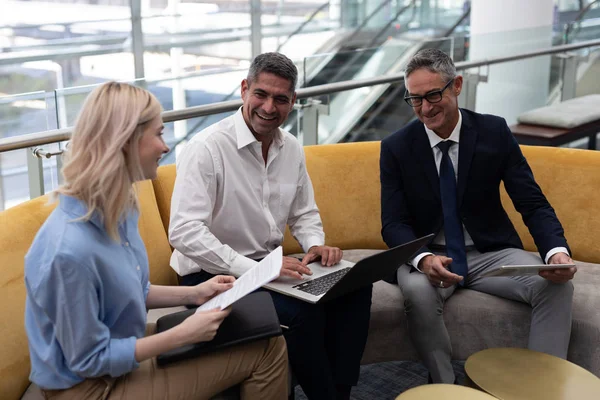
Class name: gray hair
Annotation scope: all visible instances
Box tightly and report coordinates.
[405,48,457,82]
[247,52,298,93]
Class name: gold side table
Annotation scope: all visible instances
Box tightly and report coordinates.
[465,348,600,399]
[396,384,497,399]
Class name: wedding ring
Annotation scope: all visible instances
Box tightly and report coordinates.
[439,280,444,288]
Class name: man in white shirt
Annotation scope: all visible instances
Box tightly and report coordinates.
[169,52,372,400]
[380,48,577,384]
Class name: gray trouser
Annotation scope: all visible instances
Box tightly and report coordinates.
[396,247,574,384]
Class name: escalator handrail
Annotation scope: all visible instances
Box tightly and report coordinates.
[363,0,418,53]
[565,0,600,42]
[276,2,331,52]
[573,0,600,23]
[343,0,397,44]
[441,5,471,37]
[326,0,417,87]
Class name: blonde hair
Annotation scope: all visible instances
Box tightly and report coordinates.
[58,82,162,241]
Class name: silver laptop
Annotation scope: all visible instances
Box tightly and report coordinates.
[264,234,434,304]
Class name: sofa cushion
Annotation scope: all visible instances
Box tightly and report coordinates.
[282,142,388,254]
[153,164,177,238]
[517,95,600,128]
[0,195,54,400]
[342,250,600,377]
[501,146,600,264]
[137,180,178,286]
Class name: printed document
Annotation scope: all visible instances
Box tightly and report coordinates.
[196,247,282,312]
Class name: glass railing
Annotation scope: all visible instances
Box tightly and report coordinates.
[1,0,338,96]
[2,30,600,210]
[49,59,305,166]
[5,23,597,141]
[0,91,59,208]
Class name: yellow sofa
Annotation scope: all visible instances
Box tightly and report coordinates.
[2,142,600,399]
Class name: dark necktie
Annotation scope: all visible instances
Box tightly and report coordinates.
[437,141,468,286]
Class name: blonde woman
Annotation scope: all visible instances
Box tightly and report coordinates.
[24,82,288,399]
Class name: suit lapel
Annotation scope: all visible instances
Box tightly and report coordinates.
[457,110,477,207]
[411,125,440,201]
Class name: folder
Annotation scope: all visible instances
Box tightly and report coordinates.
[156,291,282,367]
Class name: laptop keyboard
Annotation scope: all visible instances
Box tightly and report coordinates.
[292,268,351,296]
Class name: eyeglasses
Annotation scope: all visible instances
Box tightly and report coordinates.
[403,79,454,107]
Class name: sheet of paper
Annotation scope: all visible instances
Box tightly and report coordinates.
[196,246,282,312]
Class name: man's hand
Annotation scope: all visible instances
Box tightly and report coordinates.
[192,275,235,306]
[302,245,343,267]
[540,252,577,283]
[280,256,313,280]
[419,255,463,288]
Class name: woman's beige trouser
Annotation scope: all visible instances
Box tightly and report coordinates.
[42,331,288,400]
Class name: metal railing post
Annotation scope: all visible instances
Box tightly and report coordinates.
[27,148,45,198]
[560,53,578,102]
[458,70,488,111]
[56,144,65,185]
[300,98,330,146]
[130,0,146,80]
[250,0,262,59]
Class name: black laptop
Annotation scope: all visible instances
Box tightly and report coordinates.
[263,234,434,303]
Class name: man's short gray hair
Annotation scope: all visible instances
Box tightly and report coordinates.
[247,52,298,93]
[405,48,457,82]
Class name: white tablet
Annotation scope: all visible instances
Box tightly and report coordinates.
[481,263,576,278]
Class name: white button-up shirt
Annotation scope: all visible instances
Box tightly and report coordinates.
[412,111,567,270]
[169,109,324,277]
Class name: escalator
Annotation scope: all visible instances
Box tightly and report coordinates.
[293,4,471,144]
[310,1,600,145]
[549,0,600,104]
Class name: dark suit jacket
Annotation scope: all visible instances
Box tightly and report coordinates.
[380,108,569,262]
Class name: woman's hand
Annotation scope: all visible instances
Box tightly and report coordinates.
[136,306,232,361]
[178,308,232,344]
[192,275,235,306]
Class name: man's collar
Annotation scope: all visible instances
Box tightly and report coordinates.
[233,108,284,150]
[425,110,462,149]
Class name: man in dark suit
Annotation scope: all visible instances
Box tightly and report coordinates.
[380,48,577,384]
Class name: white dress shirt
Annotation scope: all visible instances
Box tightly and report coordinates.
[411,111,568,271]
[169,108,324,277]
